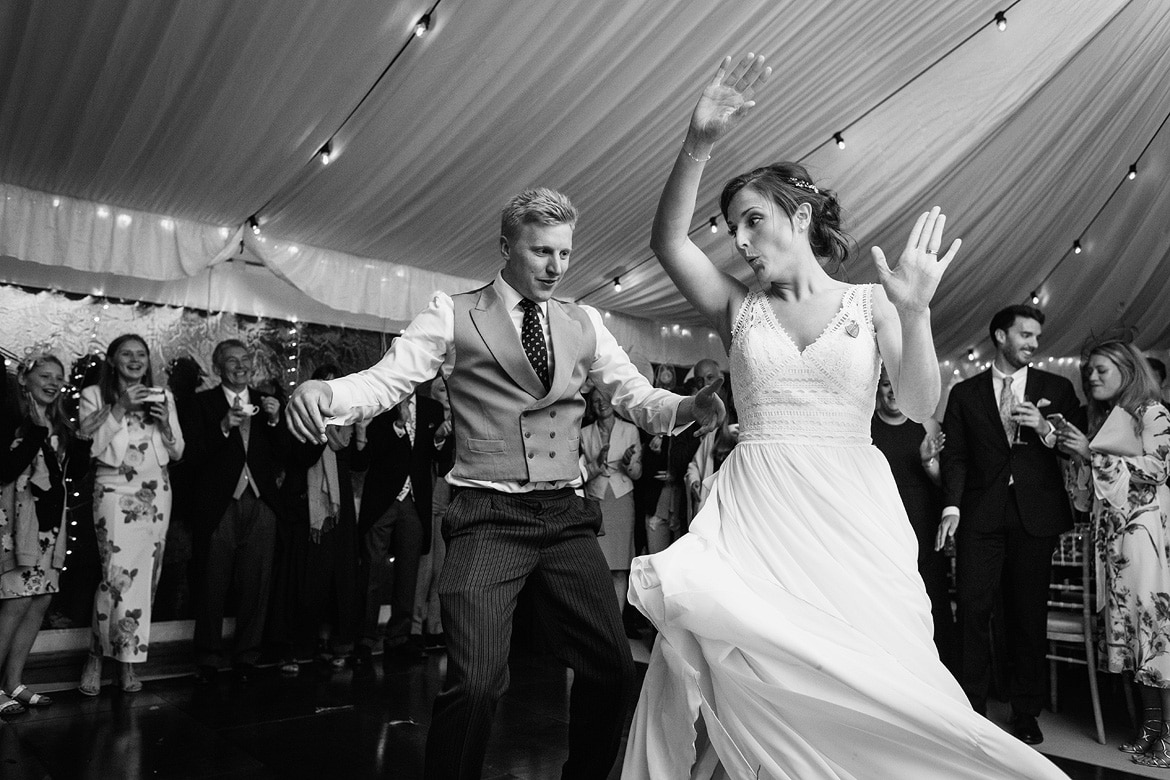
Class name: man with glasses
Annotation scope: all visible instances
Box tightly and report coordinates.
[188,339,289,682]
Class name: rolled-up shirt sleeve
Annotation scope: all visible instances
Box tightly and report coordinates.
[324,292,453,425]
[583,306,683,435]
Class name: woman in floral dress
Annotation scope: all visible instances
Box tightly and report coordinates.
[78,334,184,694]
[1057,340,1170,769]
[0,354,89,716]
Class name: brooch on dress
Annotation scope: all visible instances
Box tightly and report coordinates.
[845,320,860,338]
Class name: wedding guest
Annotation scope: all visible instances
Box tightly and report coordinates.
[685,418,739,511]
[412,377,454,650]
[189,339,287,683]
[939,304,1080,743]
[271,365,359,674]
[581,388,643,608]
[1056,340,1170,768]
[351,386,447,664]
[1148,357,1168,403]
[0,354,89,715]
[77,334,184,694]
[871,367,955,669]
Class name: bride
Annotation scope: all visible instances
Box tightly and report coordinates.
[622,54,1070,780]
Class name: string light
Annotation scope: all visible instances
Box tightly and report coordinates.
[994,11,1007,31]
[1073,239,1082,254]
[709,217,718,234]
[287,321,301,390]
[967,348,976,361]
[414,13,431,37]
[1030,290,1040,305]
[833,132,846,150]
[249,216,261,235]
[318,140,333,165]
[612,277,622,293]
[1127,163,1137,180]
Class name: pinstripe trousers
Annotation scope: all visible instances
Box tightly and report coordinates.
[423,487,636,780]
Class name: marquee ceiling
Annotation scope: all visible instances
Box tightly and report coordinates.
[1,0,1168,362]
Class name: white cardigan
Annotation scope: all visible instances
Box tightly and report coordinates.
[79,385,185,468]
[580,418,642,501]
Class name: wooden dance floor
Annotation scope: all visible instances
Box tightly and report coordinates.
[0,644,1152,778]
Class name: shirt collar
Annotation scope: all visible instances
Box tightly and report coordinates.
[222,385,250,405]
[991,363,1028,383]
[495,272,548,318]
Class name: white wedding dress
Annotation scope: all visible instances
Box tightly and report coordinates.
[623,286,1069,780]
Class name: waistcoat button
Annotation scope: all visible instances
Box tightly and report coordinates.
[550,432,556,438]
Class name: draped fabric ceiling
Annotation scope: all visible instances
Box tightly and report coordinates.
[1,0,1169,368]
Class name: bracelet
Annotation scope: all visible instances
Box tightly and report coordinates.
[682,145,711,163]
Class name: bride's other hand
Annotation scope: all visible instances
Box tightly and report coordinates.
[871,207,960,314]
[684,54,772,152]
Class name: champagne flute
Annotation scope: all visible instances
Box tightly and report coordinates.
[1011,395,1030,446]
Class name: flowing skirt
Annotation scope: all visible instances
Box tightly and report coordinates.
[623,439,1068,780]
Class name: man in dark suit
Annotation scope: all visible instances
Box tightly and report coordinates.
[188,339,288,681]
[351,387,448,663]
[938,304,1080,744]
[287,188,723,780]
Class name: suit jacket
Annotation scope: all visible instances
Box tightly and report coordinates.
[941,367,1080,536]
[351,395,444,551]
[187,385,289,539]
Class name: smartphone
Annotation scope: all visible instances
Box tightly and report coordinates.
[1045,413,1066,428]
[142,387,166,404]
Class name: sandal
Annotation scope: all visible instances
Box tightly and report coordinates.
[1132,721,1170,769]
[1122,708,1163,753]
[79,654,102,696]
[0,691,27,718]
[119,663,142,693]
[9,684,52,708]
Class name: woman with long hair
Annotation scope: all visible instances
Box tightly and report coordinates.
[1056,340,1170,769]
[622,53,1067,778]
[0,354,89,715]
[78,334,184,694]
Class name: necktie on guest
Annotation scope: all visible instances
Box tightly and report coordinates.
[519,298,551,390]
[998,375,1015,440]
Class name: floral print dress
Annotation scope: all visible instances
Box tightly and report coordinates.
[81,386,184,663]
[1067,402,1170,686]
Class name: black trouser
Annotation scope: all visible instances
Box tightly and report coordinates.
[357,495,423,647]
[194,488,277,667]
[424,488,636,780]
[956,491,1058,716]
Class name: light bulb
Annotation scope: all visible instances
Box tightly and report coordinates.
[994,11,1007,31]
[414,14,431,37]
[833,132,845,150]
[1030,291,1039,305]
[709,217,718,234]
[1128,164,1137,180]
[1073,240,1082,254]
[613,277,622,293]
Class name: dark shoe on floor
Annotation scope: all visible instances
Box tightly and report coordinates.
[193,665,219,685]
[1009,712,1043,745]
[384,637,426,665]
[422,632,446,651]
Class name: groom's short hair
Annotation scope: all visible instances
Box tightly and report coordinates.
[500,188,578,242]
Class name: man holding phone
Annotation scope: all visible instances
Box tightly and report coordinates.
[937,304,1080,744]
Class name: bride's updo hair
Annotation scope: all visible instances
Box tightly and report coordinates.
[719,162,853,271]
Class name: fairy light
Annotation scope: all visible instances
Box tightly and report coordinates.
[612,277,622,293]
[709,217,719,233]
[1073,239,1082,254]
[833,132,846,150]
[994,11,1007,31]
[287,321,301,390]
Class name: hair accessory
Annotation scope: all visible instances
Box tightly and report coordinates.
[786,177,820,194]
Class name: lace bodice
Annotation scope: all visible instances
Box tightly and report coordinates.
[730,285,881,445]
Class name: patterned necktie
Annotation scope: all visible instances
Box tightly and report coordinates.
[998,375,1015,440]
[519,298,550,390]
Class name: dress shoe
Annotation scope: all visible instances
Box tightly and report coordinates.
[193,665,219,685]
[384,637,426,665]
[1010,712,1043,745]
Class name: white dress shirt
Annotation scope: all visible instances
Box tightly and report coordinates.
[325,273,682,493]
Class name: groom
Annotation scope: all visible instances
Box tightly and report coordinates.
[287,187,724,779]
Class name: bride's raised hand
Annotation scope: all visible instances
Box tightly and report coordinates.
[686,53,772,147]
[871,207,960,313]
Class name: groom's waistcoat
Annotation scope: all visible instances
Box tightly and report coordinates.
[448,285,596,483]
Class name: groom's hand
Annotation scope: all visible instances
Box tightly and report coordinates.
[287,379,334,444]
[683,377,726,437]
